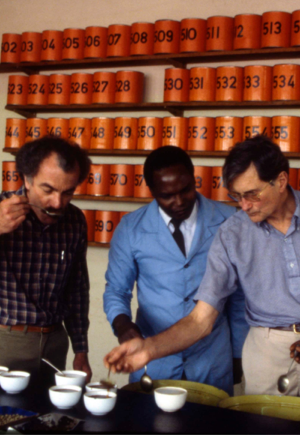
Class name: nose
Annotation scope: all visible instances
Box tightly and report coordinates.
[239,196,253,212]
[50,192,63,209]
[174,194,184,207]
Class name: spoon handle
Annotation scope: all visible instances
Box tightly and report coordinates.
[41,358,64,375]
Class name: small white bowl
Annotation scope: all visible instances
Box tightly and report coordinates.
[0,371,30,394]
[55,370,87,388]
[84,391,117,415]
[85,381,117,394]
[49,385,82,409]
[154,386,187,412]
[0,366,9,375]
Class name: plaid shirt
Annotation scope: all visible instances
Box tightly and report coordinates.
[0,186,90,353]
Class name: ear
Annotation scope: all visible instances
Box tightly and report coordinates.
[278,171,289,192]
[24,175,33,190]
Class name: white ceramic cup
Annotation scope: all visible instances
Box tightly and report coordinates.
[154,386,187,412]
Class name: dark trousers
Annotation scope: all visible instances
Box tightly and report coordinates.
[0,324,69,389]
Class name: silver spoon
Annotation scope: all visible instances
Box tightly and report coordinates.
[100,365,115,389]
[140,365,153,392]
[28,203,62,218]
[41,358,65,376]
[277,350,299,394]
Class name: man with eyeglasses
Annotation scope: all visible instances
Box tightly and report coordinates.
[104,135,300,396]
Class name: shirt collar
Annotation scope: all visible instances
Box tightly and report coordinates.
[159,200,198,229]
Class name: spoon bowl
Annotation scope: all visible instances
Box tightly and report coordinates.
[277,350,299,394]
[140,365,153,392]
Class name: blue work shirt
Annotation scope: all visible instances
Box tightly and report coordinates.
[104,193,249,395]
[195,188,300,327]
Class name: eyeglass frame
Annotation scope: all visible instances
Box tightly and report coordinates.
[227,180,275,203]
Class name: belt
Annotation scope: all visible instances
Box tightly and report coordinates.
[0,324,61,334]
[270,324,300,334]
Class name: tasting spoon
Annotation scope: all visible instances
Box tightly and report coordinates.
[140,365,153,392]
[41,358,65,376]
[277,350,299,394]
[28,203,62,218]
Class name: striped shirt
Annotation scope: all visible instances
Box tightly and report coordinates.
[0,186,90,353]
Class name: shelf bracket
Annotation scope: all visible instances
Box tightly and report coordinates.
[167,58,186,68]
[166,107,183,117]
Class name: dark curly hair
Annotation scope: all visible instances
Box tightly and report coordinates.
[16,135,91,184]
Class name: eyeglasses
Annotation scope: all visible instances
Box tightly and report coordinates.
[227,180,274,203]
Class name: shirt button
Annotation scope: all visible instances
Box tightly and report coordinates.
[290,263,294,268]
[184,297,189,302]
[183,357,187,362]
[184,264,189,268]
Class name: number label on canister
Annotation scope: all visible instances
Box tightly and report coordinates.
[195,176,203,189]
[162,126,176,138]
[273,75,295,88]
[216,76,237,89]
[138,125,155,138]
[131,32,148,44]
[234,25,244,38]
[2,170,20,182]
[1,41,18,53]
[107,33,121,45]
[93,81,108,93]
[21,40,33,52]
[134,174,145,186]
[245,125,268,138]
[154,30,173,42]
[63,37,80,49]
[115,80,130,92]
[188,126,207,139]
[181,27,197,41]
[263,21,282,35]
[212,176,224,189]
[110,173,127,185]
[71,82,89,94]
[85,35,101,47]
[244,75,260,88]
[92,127,105,138]
[88,172,102,185]
[272,125,288,139]
[6,126,19,138]
[69,127,85,139]
[26,126,41,139]
[28,83,45,95]
[114,126,131,138]
[49,82,63,94]
[164,78,183,91]
[189,77,204,90]
[95,220,114,232]
[8,83,23,94]
[206,26,220,39]
[215,126,235,139]
[42,39,55,50]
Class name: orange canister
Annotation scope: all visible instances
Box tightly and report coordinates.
[5,118,26,148]
[25,118,47,143]
[115,70,144,103]
[243,116,272,140]
[107,24,131,57]
[62,28,85,60]
[47,118,69,139]
[113,117,138,150]
[130,22,154,55]
[243,65,272,101]
[289,168,298,190]
[211,167,229,201]
[90,117,114,149]
[233,14,262,49]
[187,117,215,151]
[206,16,234,51]
[2,161,23,192]
[48,74,71,105]
[162,117,189,148]
[271,116,300,152]
[74,178,87,195]
[81,209,95,242]
[7,75,28,105]
[134,164,153,198]
[214,116,243,151]
[41,30,63,61]
[94,211,120,244]
[137,117,163,150]
[70,73,93,105]
[92,72,116,104]
[20,32,42,62]
[164,68,190,102]
[297,169,300,190]
[153,19,180,54]
[180,18,207,53]
[216,66,243,101]
[261,11,291,48]
[86,164,110,196]
[84,26,107,58]
[194,166,212,198]
[272,64,300,100]
[27,74,49,105]
[119,211,129,220]
[291,10,300,46]
[68,118,91,149]
[189,67,216,101]
[1,33,21,63]
[109,164,135,197]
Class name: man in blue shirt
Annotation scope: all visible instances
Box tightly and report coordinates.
[104,146,249,395]
[104,136,300,396]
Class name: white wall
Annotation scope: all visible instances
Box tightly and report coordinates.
[0,0,300,388]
